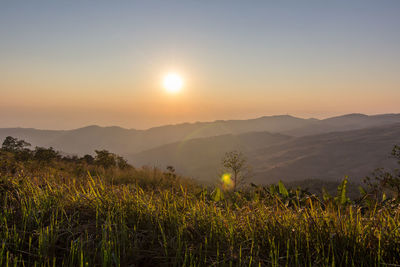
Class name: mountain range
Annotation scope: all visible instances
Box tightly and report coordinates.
[1,113,399,184]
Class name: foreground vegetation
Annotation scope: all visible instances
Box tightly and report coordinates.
[1,137,400,266]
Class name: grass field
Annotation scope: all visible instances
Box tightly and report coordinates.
[1,167,400,266]
[0,142,399,266]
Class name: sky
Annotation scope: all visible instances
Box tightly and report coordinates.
[1,0,399,130]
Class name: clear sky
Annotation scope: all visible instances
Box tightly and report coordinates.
[1,0,399,129]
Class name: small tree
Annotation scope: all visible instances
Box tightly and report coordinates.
[82,154,95,165]
[222,150,251,191]
[34,147,59,163]
[363,144,400,200]
[94,150,116,169]
[166,165,177,179]
[2,136,31,152]
[392,145,400,165]
[116,156,130,169]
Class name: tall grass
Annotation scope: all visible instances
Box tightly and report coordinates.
[1,171,400,266]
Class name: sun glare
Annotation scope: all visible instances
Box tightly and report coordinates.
[221,173,234,190]
[163,73,183,93]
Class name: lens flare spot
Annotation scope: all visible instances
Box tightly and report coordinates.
[221,173,234,189]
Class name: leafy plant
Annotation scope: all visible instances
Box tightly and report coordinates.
[334,176,351,206]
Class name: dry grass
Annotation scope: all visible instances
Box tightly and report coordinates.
[0,168,400,266]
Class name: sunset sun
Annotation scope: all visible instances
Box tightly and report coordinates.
[163,73,183,93]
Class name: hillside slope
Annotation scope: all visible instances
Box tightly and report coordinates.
[285,113,400,136]
[252,123,400,183]
[1,114,399,156]
[130,124,400,184]
[0,115,312,155]
[128,132,291,181]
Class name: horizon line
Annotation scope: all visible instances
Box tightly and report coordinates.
[1,112,399,132]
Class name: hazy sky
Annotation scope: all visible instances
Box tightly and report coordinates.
[1,0,399,129]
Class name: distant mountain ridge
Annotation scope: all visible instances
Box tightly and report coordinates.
[1,113,400,184]
[128,131,292,181]
[0,113,399,157]
[0,114,312,155]
[129,123,400,184]
[284,113,400,136]
[250,123,400,183]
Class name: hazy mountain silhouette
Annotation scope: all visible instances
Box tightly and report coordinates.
[284,113,400,136]
[128,131,292,181]
[1,113,399,156]
[250,123,400,183]
[0,115,314,155]
[129,123,400,183]
[1,113,399,183]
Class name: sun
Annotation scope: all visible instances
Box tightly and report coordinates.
[163,73,183,93]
